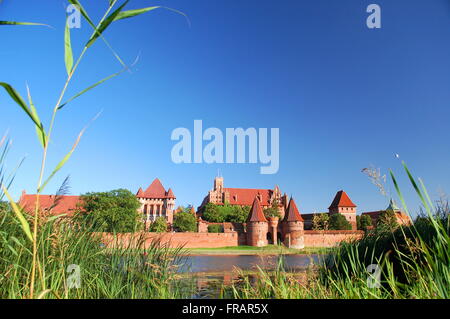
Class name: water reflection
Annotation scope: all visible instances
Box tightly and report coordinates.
[174,254,325,299]
[178,254,324,273]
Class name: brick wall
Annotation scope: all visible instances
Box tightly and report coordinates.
[99,230,364,249]
[303,230,364,247]
[100,232,240,249]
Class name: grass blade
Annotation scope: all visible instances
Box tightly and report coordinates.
[64,17,74,76]
[85,0,130,48]
[1,185,33,242]
[38,111,101,192]
[0,82,43,131]
[38,129,85,193]
[69,0,127,68]
[0,21,49,27]
[389,169,409,215]
[26,85,47,148]
[113,6,160,21]
[58,69,125,110]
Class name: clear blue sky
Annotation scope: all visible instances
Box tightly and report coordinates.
[1,0,449,217]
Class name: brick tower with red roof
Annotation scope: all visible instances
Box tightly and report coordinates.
[281,198,305,249]
[328,190,357,230]
[246,197,269,247]
[136,178,176,227]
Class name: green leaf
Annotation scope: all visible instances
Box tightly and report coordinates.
[1,185,33,242]
[0,82,43,129]
[39,128,86,193]
[58,69,124,110]
[26,85,47,148]
[113,6,160,21]
[69,0,126,68]
[64,17,74,76]
[85,0,130,48]
[0,21,49,27]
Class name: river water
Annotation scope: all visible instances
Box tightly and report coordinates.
[179,254,323,273]
[175,254,325,298]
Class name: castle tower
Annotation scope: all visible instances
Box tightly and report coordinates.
[136,178,176,227]
[214,176,224,193]
[282,198,304,249]
[328,190,357,230]
[246,197,269,247]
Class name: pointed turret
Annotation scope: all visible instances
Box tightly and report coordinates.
[136,187,144,197]
[166,188,175,199]
[246,197,269,247]
[386,198,400,212]
[283,198,303,222]
[247,197,267,223]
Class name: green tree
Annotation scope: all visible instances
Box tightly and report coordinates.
[329,213,352,230]
[207,224,223,233]
[312,213,329,230]
[227,205,250,223]
[263,200,281,219]
[149,217,168,233]
[76,189,142,233]
[357,214,373,231]
[202,203,225,223]
[173,212,197,232]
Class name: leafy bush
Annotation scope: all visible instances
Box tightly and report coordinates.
[173,212,197,232]
[202,202,250,223]
[312,213,329,230]
[76,189,142,233]
[357,214,373,231]
[227,205,250,223]
[263,207,280,218]
[329,213,352,230]
[207,224,223,233]
[202,203,224,222]
[149,217,168,233]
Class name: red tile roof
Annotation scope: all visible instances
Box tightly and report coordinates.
[138,178,175,199]
[19,194,81,217]
[283,198,304,222]
[166,188,175,199]
[329,190,356,209]
[247,197,268,222]
[224,188,272,206]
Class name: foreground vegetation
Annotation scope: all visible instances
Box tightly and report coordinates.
[224,164,449,299]
[0,209,194,298]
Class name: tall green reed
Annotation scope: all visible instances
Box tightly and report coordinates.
[0,0,185,298]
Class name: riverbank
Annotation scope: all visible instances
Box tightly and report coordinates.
[183,245,331,255]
